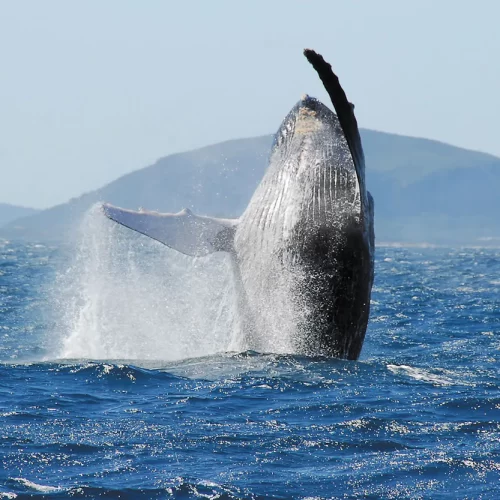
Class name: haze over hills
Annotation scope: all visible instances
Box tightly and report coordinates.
[0,203,39,228]
[2,129,500,245]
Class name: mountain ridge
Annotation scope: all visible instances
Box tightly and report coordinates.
[0,203,39,228]
[2,129,499,244]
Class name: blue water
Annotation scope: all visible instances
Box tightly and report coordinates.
[1,239,499,498]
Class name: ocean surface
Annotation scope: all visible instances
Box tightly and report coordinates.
[0,232,499,498]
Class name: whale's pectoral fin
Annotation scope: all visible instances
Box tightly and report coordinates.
[303,49,364,173]
[102,203,238,256]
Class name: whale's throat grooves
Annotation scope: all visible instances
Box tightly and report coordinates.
[234,100,368,357]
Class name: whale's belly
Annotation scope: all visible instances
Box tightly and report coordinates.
[234,135,370,357]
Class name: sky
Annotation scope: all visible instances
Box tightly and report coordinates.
[1,0,499,209]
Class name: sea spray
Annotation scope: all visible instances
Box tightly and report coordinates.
[54,205,245,360]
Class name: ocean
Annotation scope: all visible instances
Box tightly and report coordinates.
[0,224,499,498]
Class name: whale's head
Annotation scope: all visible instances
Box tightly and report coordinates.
[273,95,335,148]
[269,94,365,227]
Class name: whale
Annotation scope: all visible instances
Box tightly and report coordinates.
[102,49,375,359]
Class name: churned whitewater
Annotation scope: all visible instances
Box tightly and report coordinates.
[56,207,247,360]
[1,208,499,498]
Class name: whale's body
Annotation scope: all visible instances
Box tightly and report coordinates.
[102,50,374,359]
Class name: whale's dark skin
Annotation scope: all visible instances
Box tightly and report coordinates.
[102,49,375,360]
[299,50,374,358]
[234,50,374,359]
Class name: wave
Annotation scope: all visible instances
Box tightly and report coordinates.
[10,478,62,494]
[386,364,464,386]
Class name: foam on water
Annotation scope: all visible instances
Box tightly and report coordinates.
[55,206,246,360]
[387,364,457,386]
[12,478,61,494]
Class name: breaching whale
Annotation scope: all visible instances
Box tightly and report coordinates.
[102,49,375,360]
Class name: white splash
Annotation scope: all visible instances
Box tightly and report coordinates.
[12,478,61,493]
[55,205,245,361]
[387,364,456,386]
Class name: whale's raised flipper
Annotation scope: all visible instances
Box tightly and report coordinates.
[102,204,238,257]
[303,49,365,175]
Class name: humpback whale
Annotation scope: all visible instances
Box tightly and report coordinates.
[102,49,375,360]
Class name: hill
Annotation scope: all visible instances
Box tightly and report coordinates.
[2,129,500,245]
[0,203,39,228]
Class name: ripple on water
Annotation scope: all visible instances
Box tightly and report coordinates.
[0,244,499,498]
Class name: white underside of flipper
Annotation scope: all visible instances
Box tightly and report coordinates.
[102,204,238,257]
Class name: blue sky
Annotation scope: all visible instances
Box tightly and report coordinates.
[1,0,499,208]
